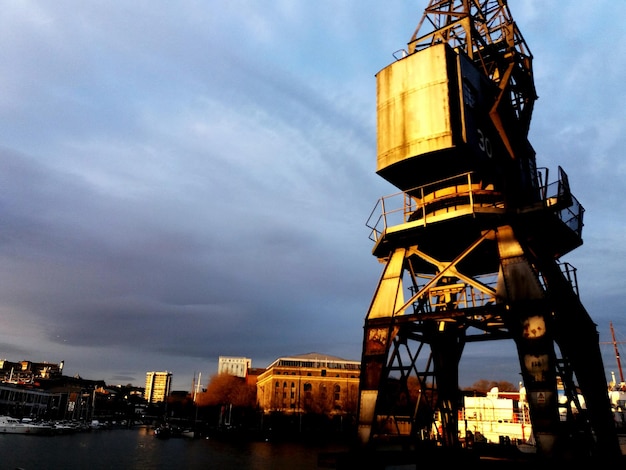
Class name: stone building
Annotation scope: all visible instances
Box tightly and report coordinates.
[256,353,360,415]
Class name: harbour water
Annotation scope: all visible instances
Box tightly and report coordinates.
[0,426,350,470]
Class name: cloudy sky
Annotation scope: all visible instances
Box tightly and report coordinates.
[1,1,625,392]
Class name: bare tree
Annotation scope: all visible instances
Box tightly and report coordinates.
[464,379,517,393]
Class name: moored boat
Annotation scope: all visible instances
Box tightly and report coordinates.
[0,415,54,435]
[462,386,535,452]
[153,424,171,439]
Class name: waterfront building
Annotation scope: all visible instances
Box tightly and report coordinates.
[218,356,252,378]
[256,353,360,415]
[0,359,64,384]
[144,371,172,404]
[0,375,105,421]
[0,382,60,418]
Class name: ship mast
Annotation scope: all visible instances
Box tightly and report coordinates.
[610,321,624,383]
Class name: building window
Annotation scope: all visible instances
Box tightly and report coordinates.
[334,384,341,401]
[321,370,326,377]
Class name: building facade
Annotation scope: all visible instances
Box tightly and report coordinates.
[144,371,172,404]
[0,359,64,384]
[0,382,60,418]
[256,353,360,415]
[218,356,252,378]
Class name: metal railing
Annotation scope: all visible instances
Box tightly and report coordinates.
[409,274,499,313]
[539,166,585,238]
[366,169,584,243]
[366,172,502,243]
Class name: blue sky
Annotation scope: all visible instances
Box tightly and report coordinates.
[0,1,625,391]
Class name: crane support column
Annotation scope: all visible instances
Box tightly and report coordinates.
[358,248,406,444]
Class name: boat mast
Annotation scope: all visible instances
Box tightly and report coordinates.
[610,322,624,383]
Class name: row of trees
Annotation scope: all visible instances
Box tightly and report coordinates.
[176,374,517,418]
[157,375,519,440]
[92,376,521,415]
[156,374,352,440]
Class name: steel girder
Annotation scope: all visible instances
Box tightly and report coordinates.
[356,223,621,460]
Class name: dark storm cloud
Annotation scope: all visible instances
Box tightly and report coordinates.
[0,1,625,391]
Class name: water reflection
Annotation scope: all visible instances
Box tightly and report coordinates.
[0,426,349,470]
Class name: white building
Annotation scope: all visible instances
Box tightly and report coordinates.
[462,387,533,446]
[144,371,172,404]
[218,356,251,378]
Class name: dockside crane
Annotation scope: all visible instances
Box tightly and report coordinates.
[356,0,621,462]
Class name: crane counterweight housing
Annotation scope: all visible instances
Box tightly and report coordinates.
[377,42,510,195]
